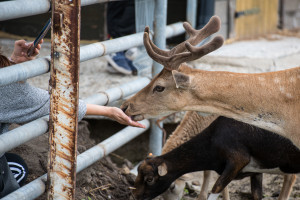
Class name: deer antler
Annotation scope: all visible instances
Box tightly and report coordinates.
[144,15,224,70]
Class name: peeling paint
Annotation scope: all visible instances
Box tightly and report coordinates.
[48,0,81,199]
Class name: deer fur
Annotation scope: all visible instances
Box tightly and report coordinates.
[161,111,296,200]
[132,117,300,200]
[162,112,218,154]
[121,16,300,149]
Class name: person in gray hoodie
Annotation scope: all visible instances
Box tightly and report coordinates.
[0,40,145,197]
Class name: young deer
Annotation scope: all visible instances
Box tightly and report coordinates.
[132,117,300,200]
[161,111,296,200]
[121,16,300,148]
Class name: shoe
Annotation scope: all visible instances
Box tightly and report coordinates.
[125,47,140,61]
[105,52,133,75]
[5,153,28,186]
[129,47,153,76]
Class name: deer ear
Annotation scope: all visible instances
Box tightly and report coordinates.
[172,70,191,89]
[157,162,168,176]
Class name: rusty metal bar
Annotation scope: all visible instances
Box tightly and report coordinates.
[47,0,81,199]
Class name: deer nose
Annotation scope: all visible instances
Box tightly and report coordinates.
[121,104,128,113]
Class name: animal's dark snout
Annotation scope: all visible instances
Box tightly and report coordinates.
[121,104,128,113]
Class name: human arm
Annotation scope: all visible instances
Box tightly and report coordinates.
[10,39,43,64]
[86,104,146,128]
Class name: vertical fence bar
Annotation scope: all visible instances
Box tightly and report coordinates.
[47,0,81,199]
[149,0,167,156]
[152,0,167,76]
[186,0,197,28]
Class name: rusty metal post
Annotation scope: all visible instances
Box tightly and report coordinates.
[47,0,81,199]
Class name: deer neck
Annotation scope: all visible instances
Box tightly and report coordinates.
[160,132,214,176]
[182,67,300,137]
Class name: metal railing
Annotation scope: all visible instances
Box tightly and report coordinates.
[0,0,197,199]
[2,120,150,200]
[0,22,184,87]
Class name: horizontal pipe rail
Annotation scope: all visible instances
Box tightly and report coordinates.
[84,77,150,105]
[0,77,150,155]
[0,22,184,87]
[0,56,50,87]
[2,120,150,200]
[79,22,184,62]
[0,0,115,21]
[0,117,49,155]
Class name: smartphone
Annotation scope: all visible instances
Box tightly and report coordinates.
[27,18,51,57]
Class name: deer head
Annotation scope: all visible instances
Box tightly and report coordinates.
[121,16,224,121]
[132,157,173,200]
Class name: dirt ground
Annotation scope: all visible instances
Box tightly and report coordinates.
[1,36,300,199]
[8,118,300,200]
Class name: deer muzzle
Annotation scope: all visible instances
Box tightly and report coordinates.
[121,102,145,121]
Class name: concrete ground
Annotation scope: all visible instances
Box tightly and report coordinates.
[192,34,300,73]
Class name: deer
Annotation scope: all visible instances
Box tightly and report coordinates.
[121,15,300,149]
[132,116,300,200]
[161,111,296,200]
[160,112,225,200]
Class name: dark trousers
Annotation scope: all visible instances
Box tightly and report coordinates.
[197,0,215,29]
[0,155,20,198]
[107,0,136,38]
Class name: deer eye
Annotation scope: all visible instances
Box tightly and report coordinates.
[153,85,165,93]
[145,177,155,185]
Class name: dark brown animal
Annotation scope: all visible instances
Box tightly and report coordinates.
[133,117,300,200]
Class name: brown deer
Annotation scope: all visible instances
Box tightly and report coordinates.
[121,16,300,148]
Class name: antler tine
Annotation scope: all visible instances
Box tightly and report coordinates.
[185,36,224,55]
[142,16,223,71]
[144,26,171,57]
[143,28,172,69]
[169,15,221,55]
[169,36,224,69]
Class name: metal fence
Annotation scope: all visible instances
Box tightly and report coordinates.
[0,0,196,199]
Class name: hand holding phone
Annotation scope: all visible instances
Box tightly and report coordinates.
[27,18,51,57]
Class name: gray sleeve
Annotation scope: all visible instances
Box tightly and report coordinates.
[0,82,86,124]
[78,99,87,121]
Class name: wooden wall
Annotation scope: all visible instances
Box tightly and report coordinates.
[234,0,278,39]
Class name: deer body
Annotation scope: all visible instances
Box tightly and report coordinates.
[133,117,300,200]
[174,65,299,145]
[121,15,300,148]
[161,111,296,200]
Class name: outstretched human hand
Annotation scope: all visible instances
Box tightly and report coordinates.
[107,107,146,128]
[86,104,146,128]
[10,39,43,64]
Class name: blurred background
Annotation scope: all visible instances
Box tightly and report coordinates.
[1,0,299,42]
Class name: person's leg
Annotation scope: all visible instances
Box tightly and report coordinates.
[107,0,135,38]
[0,155,20,198]
[5,153,28,186]
[106,0,137,75]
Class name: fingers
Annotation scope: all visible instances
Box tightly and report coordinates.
[124,116,146,129]
[114,108,146,128]
[31,45,41,57]
[122,115,145,128]
[128,120,146,128]
[15,40,26,47]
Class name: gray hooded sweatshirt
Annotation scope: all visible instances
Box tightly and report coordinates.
[0,81,86,197]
